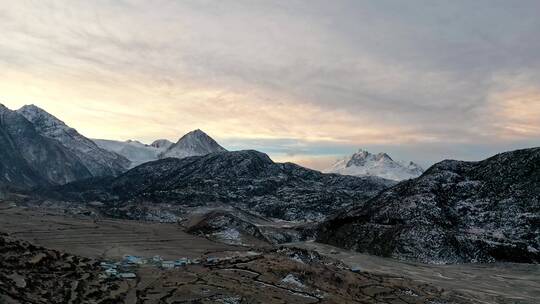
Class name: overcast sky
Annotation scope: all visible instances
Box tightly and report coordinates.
[1,0,539,169]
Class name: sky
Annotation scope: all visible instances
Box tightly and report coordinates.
[1,0,539,169]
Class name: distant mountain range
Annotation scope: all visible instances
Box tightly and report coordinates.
[94,129,227,167]
[317,147,540,264]
[0,104,229,189]
[324,149,424,181]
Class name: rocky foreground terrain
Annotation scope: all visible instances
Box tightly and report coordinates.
[1,202,536,303]
[317,147,540,264]
[0,233,122,303]
[45,150,394,221]
[0,231,479,304]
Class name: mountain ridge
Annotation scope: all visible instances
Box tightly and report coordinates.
[17,104,130,177]
[0,104,92,188]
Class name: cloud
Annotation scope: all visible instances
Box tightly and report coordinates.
[483,75,540,139]
[0,0,539,168]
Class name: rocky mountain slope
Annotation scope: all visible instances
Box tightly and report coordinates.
[48,150,395,221]
[0,104,91,189]
[159,129,227,159]
[18,104,130,177]
[317,147,540,264]
[325,149,424,181]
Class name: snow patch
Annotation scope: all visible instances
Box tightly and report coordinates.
[281,274,304,288]
[213,228,242,245]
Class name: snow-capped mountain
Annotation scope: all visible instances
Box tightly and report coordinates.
[17,105,130,177]
[0,104,92,188]
[94,130,224,168]
[158,129,226,159]
[93,139,167,168]
[324,149,424,181]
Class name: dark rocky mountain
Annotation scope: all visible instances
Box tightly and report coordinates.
[0,104,91,189]
[317,147,540,264]
[47,150,395,221]
[17,104,130,177]
[158,129,227,159]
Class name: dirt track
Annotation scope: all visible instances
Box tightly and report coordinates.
[289,241,540,304]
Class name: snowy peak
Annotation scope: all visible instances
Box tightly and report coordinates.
[0,104,92,187]
[346,149,393,167]
[17,104,130,177]
[325,149,424,181]
[159,129,226,159]
[17,104,72,134]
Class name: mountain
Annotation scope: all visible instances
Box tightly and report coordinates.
[158,129,227,159]
[150,139,173,150]
[94,130,224,167]
[324,149,424,181]
[93,139,166,168]
[17,105,130,177]
[0,104,91,189]
[317,147,540,264]
[47,150,395,221]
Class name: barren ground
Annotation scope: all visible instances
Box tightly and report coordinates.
[1,201,538,303]
[0,203,242,260]
[289,241,540,304]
